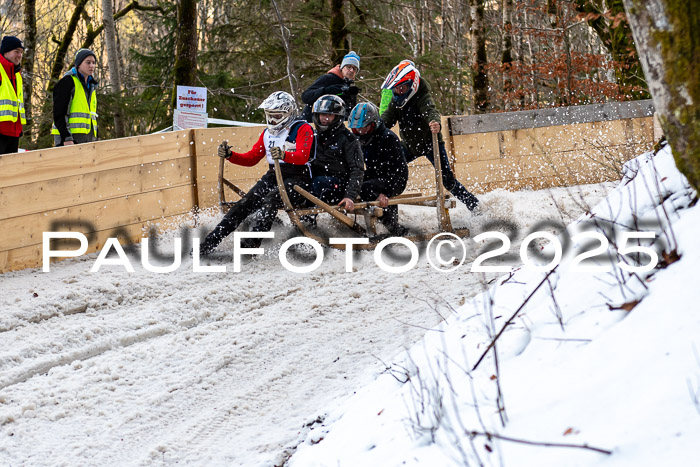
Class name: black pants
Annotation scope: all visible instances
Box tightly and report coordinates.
[200,169,310,255]
[0,134,19,155]
[311,175,348,204]
[403,141,479,210]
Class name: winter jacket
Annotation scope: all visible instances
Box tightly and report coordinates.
[311,124,365,200]
[380,78,443,158]
[52,68,98,145]
[0,54,23,138]
[361,121,408,197]
[227,121,314,177]
[301,65,358,121]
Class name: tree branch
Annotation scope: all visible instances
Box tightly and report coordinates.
[81,0,164,50]
[471,430,613,455]
[472,269,557,371]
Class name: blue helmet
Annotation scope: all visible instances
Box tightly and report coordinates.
[348,102,380,143]
[348,102,380,129]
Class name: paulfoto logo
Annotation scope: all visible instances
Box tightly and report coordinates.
[41,221,662,275]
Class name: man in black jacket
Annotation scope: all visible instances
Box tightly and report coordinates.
[349,102,409,235]
[309,95,364,211]
[301,51,360,122]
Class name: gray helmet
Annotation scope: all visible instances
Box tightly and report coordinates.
[312,94,345,132]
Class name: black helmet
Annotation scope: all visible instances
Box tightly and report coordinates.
[312,94,345,132]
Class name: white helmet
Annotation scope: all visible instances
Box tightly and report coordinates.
[258,91,298,135]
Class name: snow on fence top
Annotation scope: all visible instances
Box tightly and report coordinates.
[449,99,655,135]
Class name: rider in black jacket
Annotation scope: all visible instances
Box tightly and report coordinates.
[349,102,409,235]
[310,95,364,211]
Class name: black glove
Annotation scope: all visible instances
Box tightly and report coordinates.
[270,146,285,161]
[326,84,345,95]
[218,141,231,159]
[347,85,360,96]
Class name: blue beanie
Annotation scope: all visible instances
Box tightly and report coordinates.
[0,36,24,55]
[341,51,360,71]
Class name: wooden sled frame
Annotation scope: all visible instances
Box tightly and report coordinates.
[218,133,469,250]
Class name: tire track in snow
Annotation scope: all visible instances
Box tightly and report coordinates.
[0,281,306,392]
[0,323,175,391]
[0,304,89,333]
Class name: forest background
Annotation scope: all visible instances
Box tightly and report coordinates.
[0,0,648,150]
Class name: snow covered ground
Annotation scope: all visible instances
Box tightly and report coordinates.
[2,146,696,466]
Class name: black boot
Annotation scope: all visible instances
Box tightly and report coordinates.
[449,182,480,211]
[381,206,409,236]
[198,231,224,258]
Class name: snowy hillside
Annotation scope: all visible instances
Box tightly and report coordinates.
[1,145,697,466]
[288,144,700,466]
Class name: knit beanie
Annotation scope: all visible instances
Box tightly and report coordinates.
[0,36,24,55]
[74,48,96,68]
[341,51,360,71]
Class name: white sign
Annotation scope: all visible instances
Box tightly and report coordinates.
[173,109,208,129]
[176,85,207,111]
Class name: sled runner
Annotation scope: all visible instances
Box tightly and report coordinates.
[218,133,469,250]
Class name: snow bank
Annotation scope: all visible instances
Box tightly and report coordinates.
[289,144,700,466]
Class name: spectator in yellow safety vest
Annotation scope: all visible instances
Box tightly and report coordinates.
[0,36,26,155]
[52,48,98,146]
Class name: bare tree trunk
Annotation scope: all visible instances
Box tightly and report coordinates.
[271,0,299,99]
[502,0,514,110]
[22,0,37,147]
[329,0,347,64]
[171,0,199,112]
[103,0,126,138]
[470,0,489,113]
[623,0,700,190]
[563,23,573,105]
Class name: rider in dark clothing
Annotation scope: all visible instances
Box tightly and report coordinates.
[381,60,479,211]
[309,94,364,211]
[348,102,408,235]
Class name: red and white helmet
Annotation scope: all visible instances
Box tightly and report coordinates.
[258,91,298,135]
[381,60,420,108]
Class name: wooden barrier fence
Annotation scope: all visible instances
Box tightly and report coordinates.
[0,100,658,273]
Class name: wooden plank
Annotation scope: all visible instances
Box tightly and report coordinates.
[193,126,267,210]
[406,163,438,193]
[451,131,503,163]
[455,142,650,190]
[455,154,558,185]
[1,185,194,252]
[466,174,581,195]
[0,211,197,274]
[0,157,194,221]
[0,130,193,188]
[447,113,652,163]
